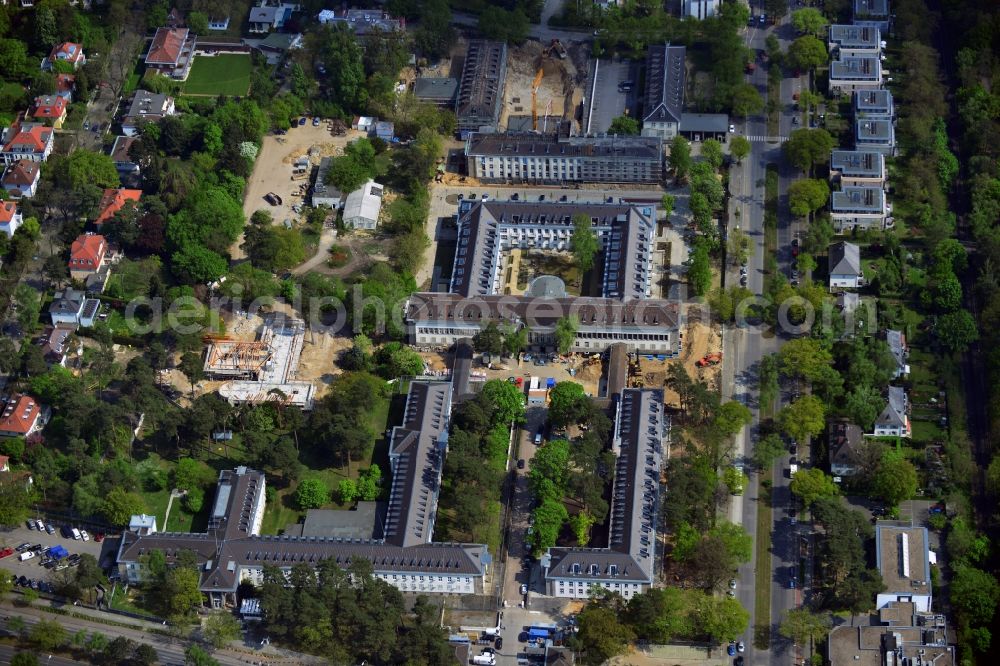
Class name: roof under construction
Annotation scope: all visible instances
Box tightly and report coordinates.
[456,40,507,132]
[203,339,272,379]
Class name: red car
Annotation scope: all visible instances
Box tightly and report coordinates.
[0,547,14,559]
[94,533,105,542]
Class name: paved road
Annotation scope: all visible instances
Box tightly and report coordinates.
[452,11,593,43]
[0,643,90,666]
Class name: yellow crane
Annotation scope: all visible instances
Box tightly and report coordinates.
[531,67,544,130]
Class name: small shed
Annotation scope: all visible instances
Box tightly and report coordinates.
[342,180,384,230]
[353,116,375,133]
[375,121,394,141]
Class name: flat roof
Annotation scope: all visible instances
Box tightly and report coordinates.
[855,89,893,113]
[679,112,729,133]
[831,186,885,213]
[829,24,882,48]
[414,77,458,102]
[830,150,885,178]
[830,56,881,81]
[854,0,889,18]
[875,523,931,594]
[856,119,894,142]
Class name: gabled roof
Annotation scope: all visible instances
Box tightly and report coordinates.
[876,386,907,427]
[55,74,76,95]
[0,201,19,223]
[146,28,189,65]
[828,420,864,468]
[70,233,107,267]
[95,188,142,225]
[829,241,861,276]
[31,95,67,119]
[642,43,685,125]
[49,42,84,63]
[2,160,39,188]
[0,395,44,434]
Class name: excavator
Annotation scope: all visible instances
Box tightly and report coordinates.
[531,40,568,131]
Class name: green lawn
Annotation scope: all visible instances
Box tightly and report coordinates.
[754,481,773,650]
[182,54,252,96]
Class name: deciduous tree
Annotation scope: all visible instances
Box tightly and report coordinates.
[790,467,839,506]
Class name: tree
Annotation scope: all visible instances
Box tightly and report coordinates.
[788,179,830,217]
[11,654,39,666]
[473,322,504,355]
[727,227,752,266]
[14,284,42,335]
[29,619,66,650]
[184,645,220,666]
[783,129,836,174]
[531,497,569,552]
[572,603,635,665]
[389,230,429,275]
[337,478,359,504]
[179,352,205,396]
[951,565,1000,627]
[693,595,750,642]
[102,487,147,526]
[162,566,204,620]
[780,608,832,646]
[548,382,590,428]
[502,324,529,357]
[608,115,640,135]
[790,468,839,506]
[730,136,751,163]
[203,610,242,648]
[753,433,787,470]
[779,338,834,382]
[661,194,675,218]
[779,395,826,442]
[668,136,691,183]
[787,36,828,71]
[871,455,918,506]
[701,138,724,170]
[480,379,526,424]
[936,310,979,353]
[413,0,455,59]
[791,8,828,35]
[688,243,712,297]
[570,214,599,272]
[553,316,579,354]
[134,644,160,665]
[294,478,330,509]
[731,83,764,117]
[714,401,752,437]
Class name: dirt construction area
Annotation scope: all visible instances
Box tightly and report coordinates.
[628,322,722,408]
[235,124,366,260]
[501,41,585,131]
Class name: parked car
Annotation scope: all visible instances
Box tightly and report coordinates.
[0,547,13,559]
[94,532,105,542]
[80,530,90,541]
[517,459,525,469]
[60,525,74,539]
[72,528,82,540]
[312,117,321,126]
[15,543,31,552]
[45,523,55,534]
[495,637,503,650]
[26,520,35,530]
[298,117,307,126]
[728,643,737,656]
[35,519,45,531]
[520,584,528,595]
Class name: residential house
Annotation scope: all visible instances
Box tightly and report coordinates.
[831,186,889,232]
[111,136,141,176]
[316,9,404,35]
[0,121,54,164]
[39,325,75,366]
[884,329,909,378]
[69,233,109,280]
[95,188,142,226]
[1,159,41,199]
[455,40,507,137]
[828,24,883,57]
[827,600,954,666]
[874,386,910,437]
[828,420,865,476]
[44,42,86,71]
[829,56,883,94]
[0,394,49,438]
[828,241,863,289]
[874,524,931,611]
[54,73,76,102]
[829,150,886,187]
[49,288,100,327]
[678,113,730,142]
[144,28,195,80]
[375,121,394,142]
[853,0,891,32]
[253,33,303,64]
[0,201,22,237]
[248,2,297,33]
[311,157,343,209]
[855,89,894,120]
[30,95,68,129]
[208,16,231,30]
[855,119,895,155]
[641,43,685,141]
[122,91,176,136]
[413,78,458,107]
[342,181,383,229]
[682,0,719,19]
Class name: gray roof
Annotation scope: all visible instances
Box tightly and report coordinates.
[313,157,343,205]
[643,43,685,124]
[855,119,894,145]
[526,275,568,299]
[448,200,656,300]
[405,292,681,335]
[830,56,881,82]
[386,382,452,547]
[456,41,507,129]
[830,150,884,179]
[248,5,279,22]
[679,113,729,133]
[829,241,861,277]
[258,32,300,51]
[49,289,86,316]
[828,420,864,468]
[285,504,383,539]
[829,24,882,49]
[854,89,893,116]
[885,329,905,366]
[877,386,907,428]
[466,132,663,162]
[126,91,172,119]
[832,186,885,213]
[875,523,930,594]
[343,180,383,222]
[414,77,458,103]
[854,0,889,19]
[605,343,629,399]
[110,135,138,164]
[450,339,475,399]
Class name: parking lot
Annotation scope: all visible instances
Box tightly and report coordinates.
[0,522,118,583]
[582,58,640,134]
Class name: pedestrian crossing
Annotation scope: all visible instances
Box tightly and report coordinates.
[743,135,788,143]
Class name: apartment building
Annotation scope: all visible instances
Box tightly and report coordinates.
[641,44,685,141]
[455,41,507,137]
[827,601,954,666]
[853,0,890,31]
[543,389,665,598]
[831,186,889,232]
[855,119,895,155]
[830,150,886,187]
[829,56,883,93]
[874,524,931,610]
[464,132,663,185]
[854,89,894,120]
[828,24,883,57]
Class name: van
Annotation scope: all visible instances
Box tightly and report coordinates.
[789,463,798,476]
[19,551,35,562]
[534,432,542,445]
[72,528,82,540]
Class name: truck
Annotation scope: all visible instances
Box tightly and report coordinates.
[789,463,798,476]
[529,376,540,391]
[471,654,496,665]
[19,551,35,561]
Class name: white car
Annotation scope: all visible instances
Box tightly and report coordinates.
[729,124,736,133]
[35,519,45,531]
[80,530,90,542]
[520,584,528,595]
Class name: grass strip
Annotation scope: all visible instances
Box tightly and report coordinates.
[762,165,779,299]
[767,67,781,138]
[753,481,773,650]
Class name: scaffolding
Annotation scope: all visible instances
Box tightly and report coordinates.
[203,338,273,380]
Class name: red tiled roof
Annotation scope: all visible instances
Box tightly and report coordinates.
[70,233,107,269]
[0,202,17,223]
[3,124,52,153]
[2,160,39,187]
[146,27,189,65]
[95,188,142,225]
[49,42,85,64]
[31,95,67,119]
[55,74,76,93]
[0,455,8,470]
[0,395,43,435]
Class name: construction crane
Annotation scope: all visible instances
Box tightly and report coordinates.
[531,67,544,131]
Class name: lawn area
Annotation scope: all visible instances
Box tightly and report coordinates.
[754,481,773,650]
[135,454,201,533]
[182,54,252,96]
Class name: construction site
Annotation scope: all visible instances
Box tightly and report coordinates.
[204,314,316,409]
[501,39,586,134]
